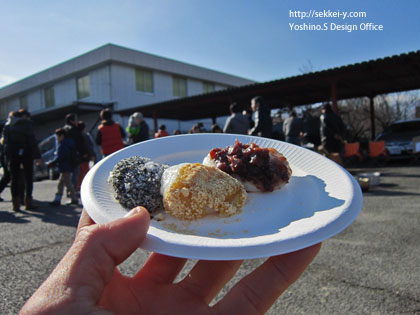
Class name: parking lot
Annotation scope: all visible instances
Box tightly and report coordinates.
[1,163,420,314]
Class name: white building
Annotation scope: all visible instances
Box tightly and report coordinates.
[0,43,254,139]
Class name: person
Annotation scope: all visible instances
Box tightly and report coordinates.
[154,124,170,138]
[20,207,321,314]
[271,111,285,141]
[95,109,125,157]
[319,103,346,154]
[212,124,223,133]
[283,111,303,145]
[223,102,250,135]
[76,121,96,191]
[2,109,40,211]
[126,112,149,144]
[243,107,255,129]
[189,123,202,133]
[49,128,78,206]
[0,112,25,203]
[173,129,181,135]
[0,144,9,202]
[63,113,88,190]
[302,110,321,148]
[249,96,272,138]
[0,118,10,201]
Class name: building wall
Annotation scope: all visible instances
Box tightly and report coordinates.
[0,61,232,126]
[54,78,76,107]
[27,90,42,113]
[48,66,112,109]
[109,63,227,111]
[82,66,111,104]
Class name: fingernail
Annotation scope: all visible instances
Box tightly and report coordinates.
[124,206,142,218]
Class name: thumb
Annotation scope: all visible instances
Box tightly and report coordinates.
[66,206,150,294]
[21,207,151,314]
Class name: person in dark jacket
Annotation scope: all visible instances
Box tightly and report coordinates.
[249,96,272,138]
[319,103,346,154]
[223,102,250,135]
[77,121,96,191]
[0,112,25,203]
[2,109,40,211]
[283,111,303,145]
[0,118,10,201]
[126,112,149,144]
[63,113,88,189]
[302,110,321,147]
[0,141,9,202]
[50,128,78,206]
[95,109,125,157]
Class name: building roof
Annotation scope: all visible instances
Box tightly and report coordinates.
[117,50,420,120]
[0,44,254,99]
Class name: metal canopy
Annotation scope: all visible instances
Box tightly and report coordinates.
[117,50,420,121]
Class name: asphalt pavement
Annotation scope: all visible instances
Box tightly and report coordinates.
[1,164,420,314]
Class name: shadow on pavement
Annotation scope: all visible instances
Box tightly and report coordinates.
[380,172,420,178]
[364,189,420,197]
[364,182,420,196]
[0,211,31,224]
[21,200,81,227]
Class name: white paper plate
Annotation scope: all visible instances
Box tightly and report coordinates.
[81,134,363,260]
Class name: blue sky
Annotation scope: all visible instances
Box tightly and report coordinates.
[0,0,419,88]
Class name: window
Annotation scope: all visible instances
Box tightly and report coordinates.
[173,76,187,97]
[77,75,90,99]
[202,82,215,93]
[19,95,28,110]
[44,87,55,108]
[135,68,153,93]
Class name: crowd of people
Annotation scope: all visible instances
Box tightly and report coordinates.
[187,97,345,160]
[0,97,345,212]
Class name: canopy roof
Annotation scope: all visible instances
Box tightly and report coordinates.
[31,101,113,124]
[117,50,420,120]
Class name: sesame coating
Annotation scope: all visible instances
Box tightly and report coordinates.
[108,156,168,213]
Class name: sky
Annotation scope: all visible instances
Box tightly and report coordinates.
[1,0,420,88]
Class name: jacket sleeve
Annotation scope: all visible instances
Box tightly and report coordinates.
[82,133,94,158]
[250,112,262,135]
[119,125,126,138]
[28,123,41,159]
[140,123,149,140]
[223,117,232,133]
[1,125,9,147]
[95,129,102,145]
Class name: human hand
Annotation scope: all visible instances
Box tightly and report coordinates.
[21,208,321,315]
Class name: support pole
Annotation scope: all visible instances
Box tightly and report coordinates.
[369,96,376,140]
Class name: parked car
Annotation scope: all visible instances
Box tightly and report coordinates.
[375,119,420,157]
[34,134,59,180]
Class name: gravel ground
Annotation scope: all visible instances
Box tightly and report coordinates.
[1,164,419,314]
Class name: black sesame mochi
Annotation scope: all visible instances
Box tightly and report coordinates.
[108,156,168,213]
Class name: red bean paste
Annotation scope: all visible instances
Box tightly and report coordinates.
[209,140,291,192]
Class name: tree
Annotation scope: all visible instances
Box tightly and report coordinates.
[338,90,419,141]
[339,98,371,142]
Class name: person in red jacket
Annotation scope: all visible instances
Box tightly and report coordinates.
[95,109,125,157]
[154,124,170,138]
